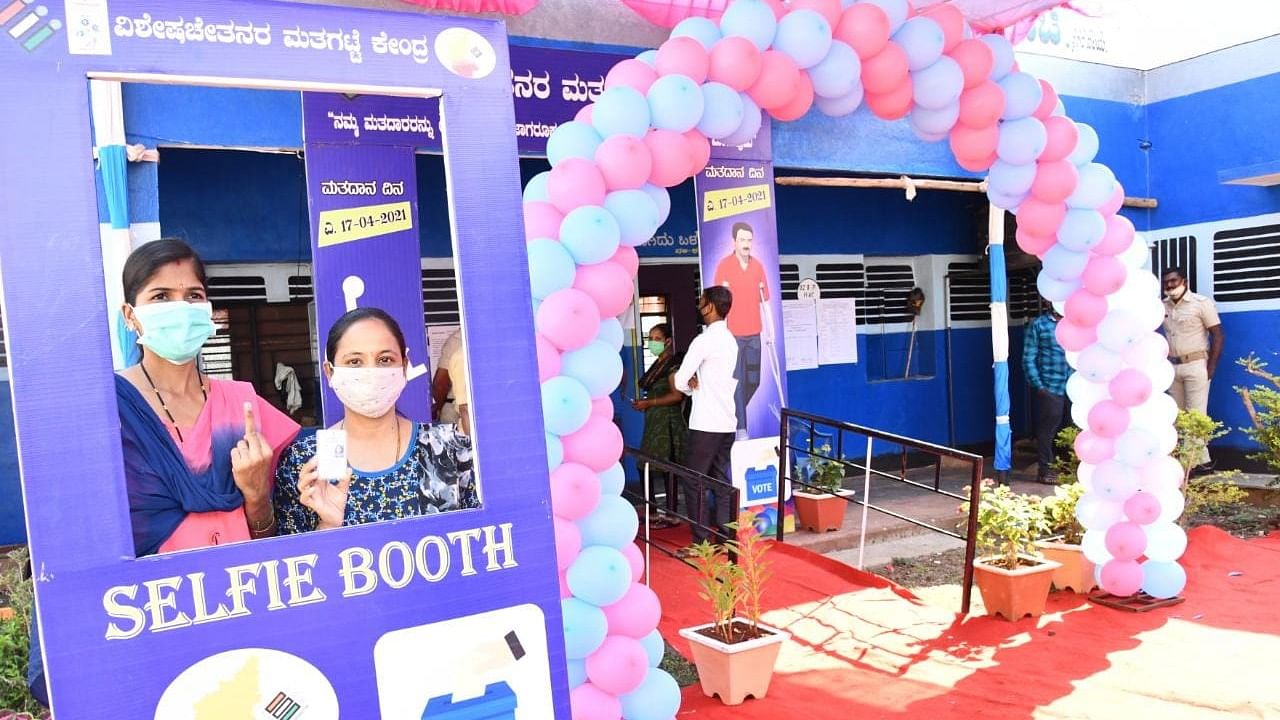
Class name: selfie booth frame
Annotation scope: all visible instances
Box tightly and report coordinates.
[0,0,572,716]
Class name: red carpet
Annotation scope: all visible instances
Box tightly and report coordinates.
[648,525,1280,719]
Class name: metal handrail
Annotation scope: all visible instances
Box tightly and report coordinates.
[779,408,985,614]
[623,447,741,563]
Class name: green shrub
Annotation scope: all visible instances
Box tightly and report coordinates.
[0,547,44,716]
[1040,482,1086,545]
[1236,354,1280,480]
[961,482,1049,570]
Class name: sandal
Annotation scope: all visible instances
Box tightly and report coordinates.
[650,514,679,529]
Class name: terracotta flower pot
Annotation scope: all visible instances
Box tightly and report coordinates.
[679,618,789,705]
[0,606,13,621]
[792,489,854,532]
[1035,540,1096,594]
[972,553,1062,620]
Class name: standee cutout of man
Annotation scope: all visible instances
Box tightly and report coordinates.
[713,221,769,438]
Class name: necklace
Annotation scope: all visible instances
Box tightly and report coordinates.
[340,415,402,469]
[139,363,207,443]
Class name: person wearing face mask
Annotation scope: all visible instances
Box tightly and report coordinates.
[631,323,688,529]
[273,308,479,533]
[1162,266,1224,474]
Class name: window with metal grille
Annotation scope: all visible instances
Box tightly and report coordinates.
[813,262,869,325]
[422,267,461,325]
[206,275,268,302]
[1150,235,1198,292]
[779,263,800,301]
[288,275,314,301]
[1213,223,1280,302]
[198,308,234,380]
[863,264,916,326]
[946,262,991,323]
[1008,268,1041,322]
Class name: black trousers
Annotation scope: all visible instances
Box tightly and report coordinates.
[734,335,762,432]
[1033,389,1068,478]
[682,429,735,542]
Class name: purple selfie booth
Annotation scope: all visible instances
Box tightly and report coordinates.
[0,1,566,716]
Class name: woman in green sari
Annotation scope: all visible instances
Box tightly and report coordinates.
[631,323,688,528]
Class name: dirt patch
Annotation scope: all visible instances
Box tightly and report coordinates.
[660,641,700,687]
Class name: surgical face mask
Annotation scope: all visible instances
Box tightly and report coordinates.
[647,340,666,356]
[329,366,406,418]
[1167,284,1187,301]
[132,301,215,365]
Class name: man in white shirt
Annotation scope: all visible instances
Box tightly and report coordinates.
[675,286,739,549]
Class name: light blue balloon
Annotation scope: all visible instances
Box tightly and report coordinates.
[546,432,564,471]
[1057,209,1106,252]
[593,86,652,139]
[578,494,641,549]
[911,56,963,110]
[862,0,909,32]
[987,159,1037,197]
[1042,243,1089,281]
[999,71,1043,121]
[640,629,665,667]
[562,341,625,399]
[541,375,592,436]
[773,9,833,69]
[1141,560,1186,599]
[620,668,682,720]
[1068,122,1099,166]
[980,34,1015,80]
[910,101,960,136]
[596,317,624,350]
[599,462,626,496]
[526,238,576,300]
[523,171,550,203]
[561,597,609,659]
[531,297,542,317]
[635,49,657,67]
[810,41,860,99]
[1037,270,1080,303]
[648,74,705,133]
[1067,163,1117,209]
[895,16,945,71]
[567,545,632,606]
[566,658,588,688]
[604,189,662,247]
[546,121,603,166]
[698,82,746,139]
[815,83,864,117]
[560,206,622,265]
[997,117,1047,166]
[640,184,671,227]
[719,0,778,51]
[987,189,1028,211]
[721,93,763,147]
[672,16,722,50]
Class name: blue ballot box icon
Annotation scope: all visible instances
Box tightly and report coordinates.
[744,465,778,503]
[422,681,518,720]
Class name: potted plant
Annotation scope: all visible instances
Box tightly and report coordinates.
[1036,482,1095,593]
[792,444,854,533]
[962,483,1061,620]
[679,511,789,705]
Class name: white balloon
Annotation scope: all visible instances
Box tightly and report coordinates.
[1145,359,1175,395]
[1098,310,1142,353]
[1072,398,1098,428]
[1119,234,1152,269]
[1065,349,1081,368]
[1123,332,1169,368]
[1078,462,1096,490]
[1155,487,1186,524]
[1115,428,1159,467]
[1078,344,1124,383]
[1151,423,1179,456]
[1066,372,1109,406]
[1052,300,1067,316]
[1138,454,1184,493]
[1143,522,1187,562]
[1081,527,1114,563]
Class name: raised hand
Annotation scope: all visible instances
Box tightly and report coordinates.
[296,456,351,530]
[231,402,273,505]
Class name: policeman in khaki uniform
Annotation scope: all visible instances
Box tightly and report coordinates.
[1161,266,1224,472]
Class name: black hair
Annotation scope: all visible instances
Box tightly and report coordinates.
[649,323,671,340]
[701,286,733,319]
[731,221,754,240]
[1162,266,1187,280]
[326,307,408,363]
[121,238,208,305]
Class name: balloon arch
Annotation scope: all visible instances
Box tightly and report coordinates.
[526,0,1185,715]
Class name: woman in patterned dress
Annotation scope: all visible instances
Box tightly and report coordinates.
[631,323,688,528]
[274,308,478,533]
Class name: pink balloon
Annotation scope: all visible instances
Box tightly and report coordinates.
[957,81,1004,128]
[1041,116,1079,162]
[708,36,762,91]
[1074,430,1115,465]
[585,636,650,696]
[769,71,815,122]
[603,582,662,639]
[949,122,999,162]
[548,158,608,214]
[1124,491,1162,525]
[1089,400,1131,438]
[591,396,614,420]
[835,3,890,60]
[1016,198,1067,237]
[570,683,622,720]
[605,58,659,94]
[655,36,710,84]
[1054,318,1097,352]
[1110,368,1153,407]
[575,104,594,124]
[551,462,603,520]
[1104,522,1147,561]
[1094,213,1135,256]
[644,129,693,188]
[562,417,624,472]
[1033,79,1058,120]
[865,81,914,121]
[536,333,563,381]
[861,42,909,95]
[1081,255,1127,296]
[595,135,653,191]
[560,568,571,598]
[950,38,994,90]
[610,244,640,278]
[1065,289,1108,327]
[555,516,583,570]
[622,541,645,582]
[1030,160,1079,204]
[791,0,842,27]
[574,261,635,319]
[1099,184,1125,216]
[956,151,997,173]
[922,3,965,52]
[1100,558,1144,596]
[524,201,564,241]
[537,288,602,351]
[684,128,712,176]
[1015,228,1055,256]
[749,50,803,110]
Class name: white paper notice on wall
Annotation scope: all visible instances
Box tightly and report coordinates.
[782,299,818,370]
[427,324,460,375]
[64,0,113,55]
[817,297,858,365]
